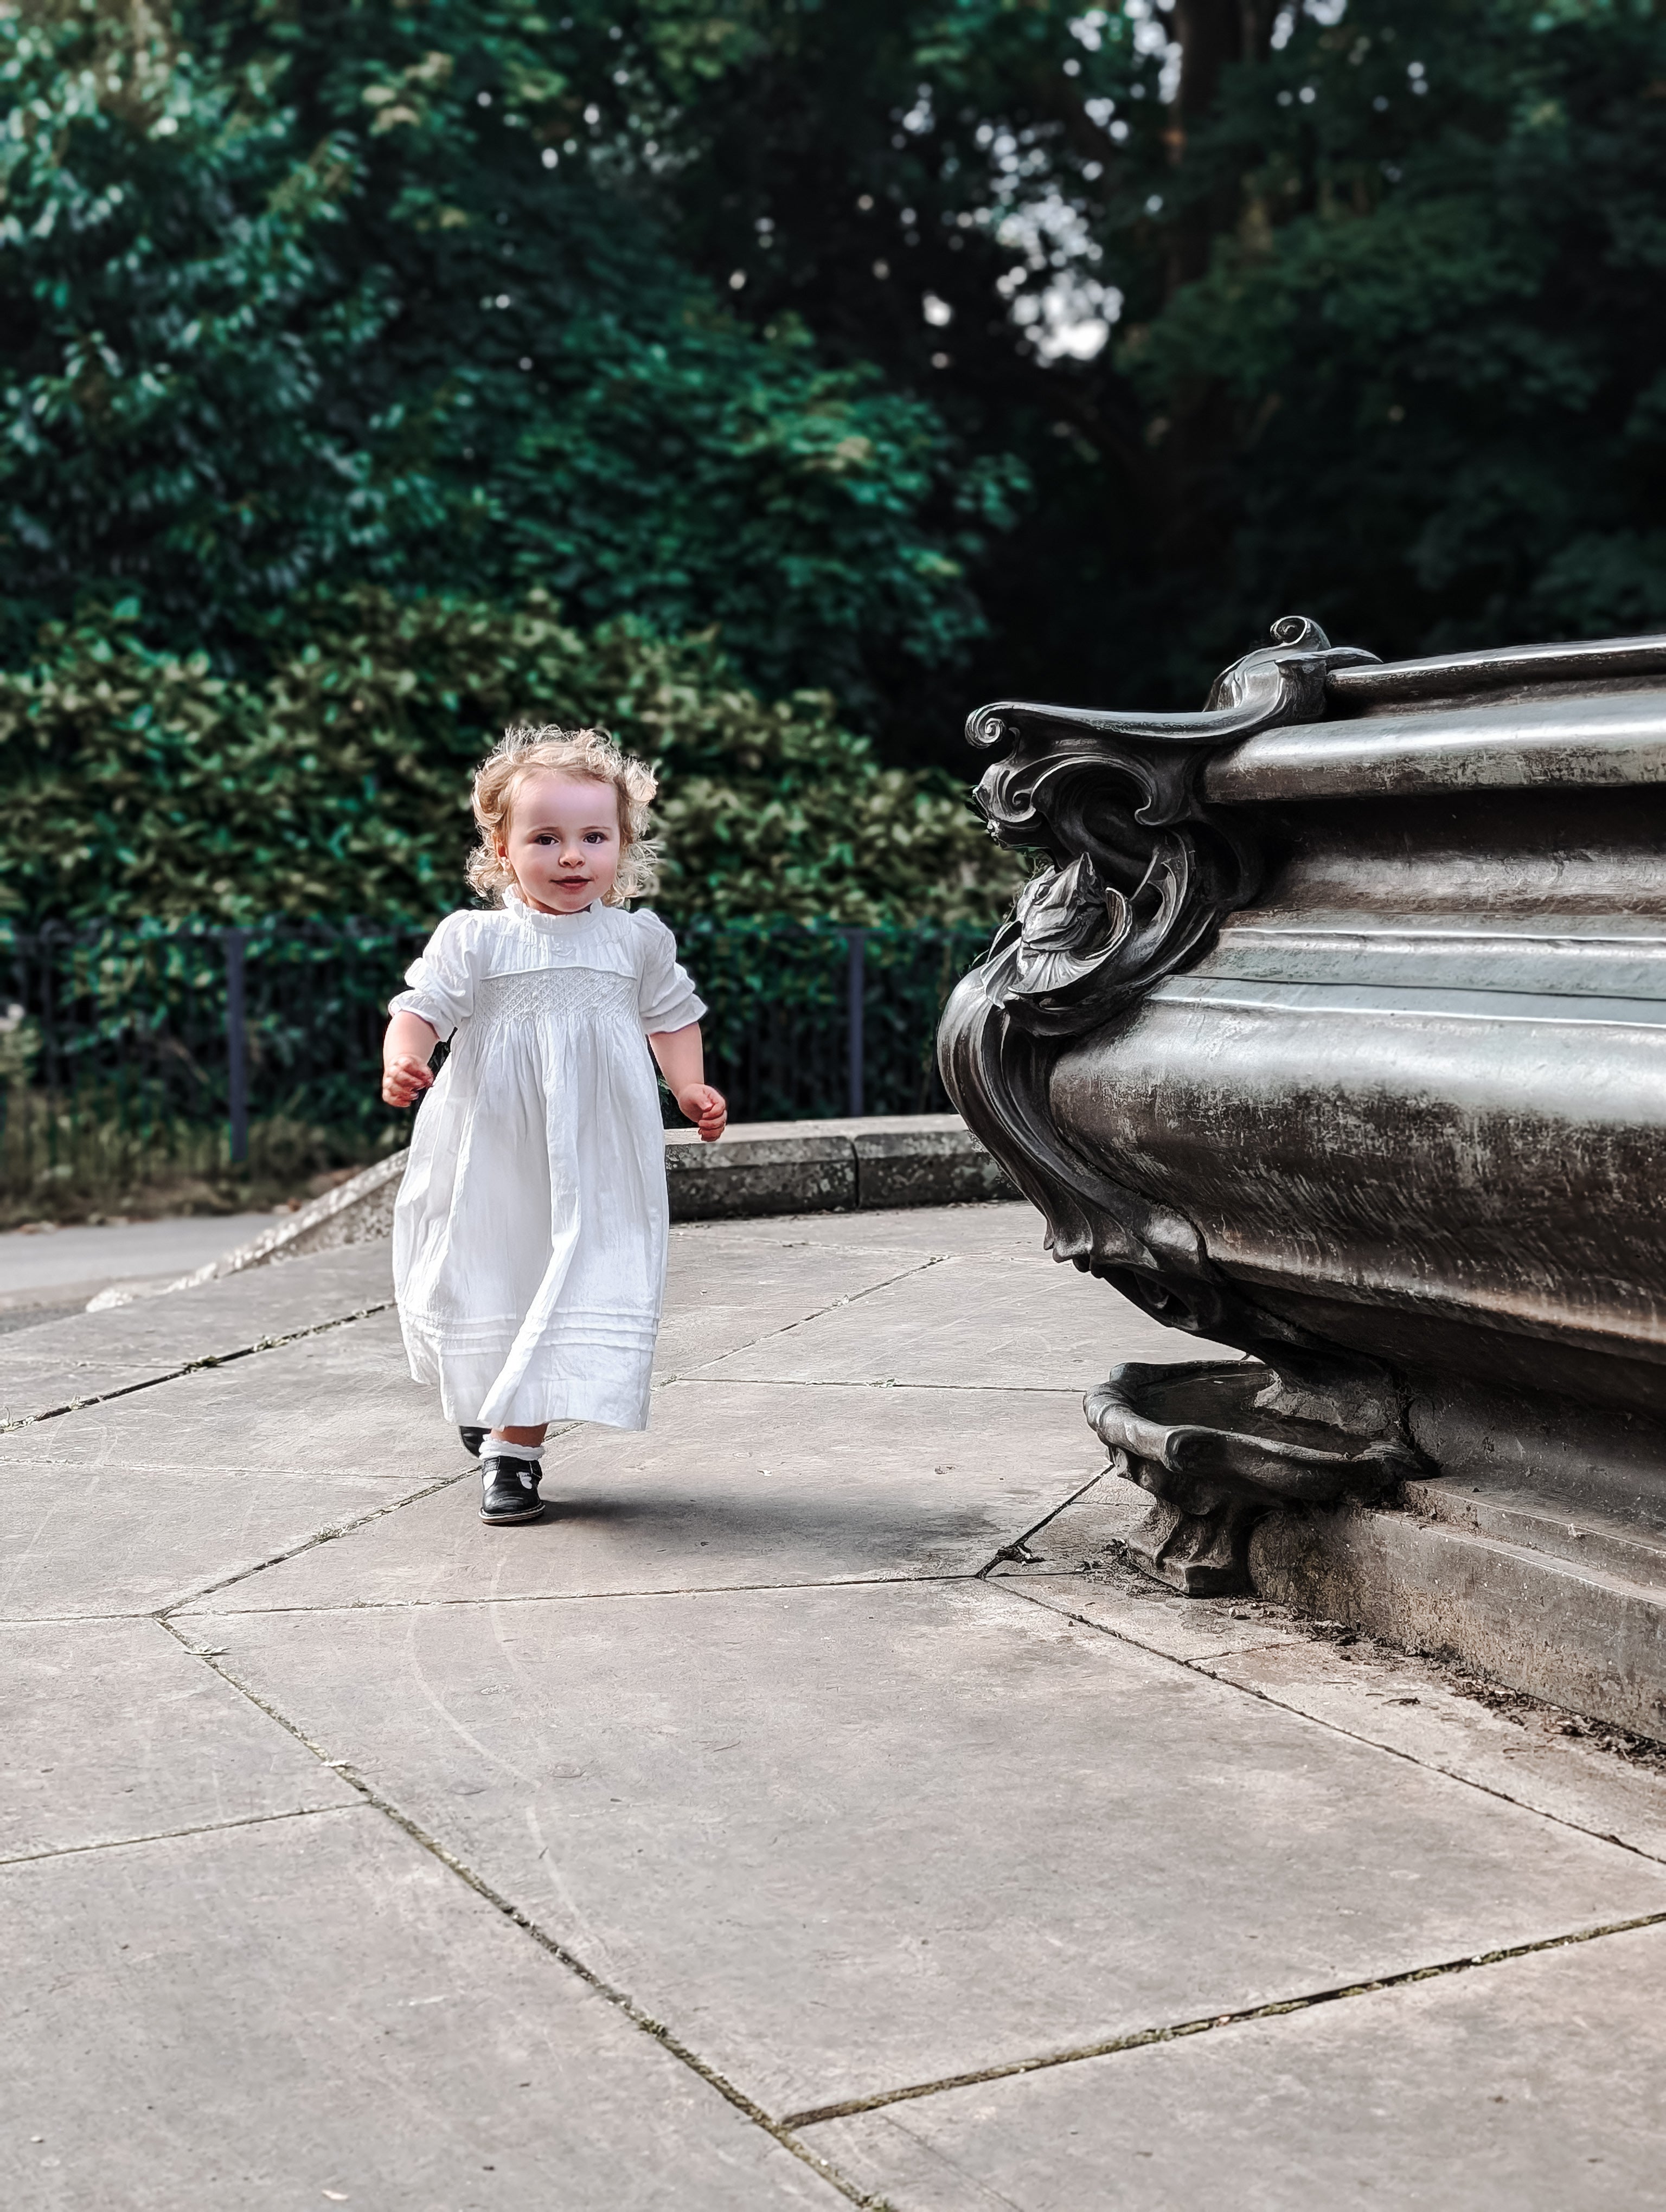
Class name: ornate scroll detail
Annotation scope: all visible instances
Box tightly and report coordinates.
[939,619,1422,1592]
[964,615,1376,1039]
[941,615,1375,1288]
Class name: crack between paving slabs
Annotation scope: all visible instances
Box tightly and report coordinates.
[994,1577,1666,1870]
[975,1473,1105,1579]
[779,1901,1666,2130]
[177,1570,1003,1622]
[157,1461,494,1615]
[0,1301,396,1433]
[137,1253,989,1639]
[173,1470,1112,1619]
[0,1801,349,1871]
[674,1378,1085,1394]
[0,1494,474,1631]
[150,1615,893,2211]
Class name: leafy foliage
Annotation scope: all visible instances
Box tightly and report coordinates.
[0,0,1018,710]
[580,0,1666,704]
[0,589,1023,924]
[1110,0,1666,689]
[7,0,1666,849]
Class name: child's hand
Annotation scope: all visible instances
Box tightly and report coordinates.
[382,1054,435,1109]
[677,1083,727,1143]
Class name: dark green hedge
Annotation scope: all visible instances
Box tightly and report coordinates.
[0,588,1026,927]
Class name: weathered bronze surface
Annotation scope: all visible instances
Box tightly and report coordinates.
[940,620,1666,1591]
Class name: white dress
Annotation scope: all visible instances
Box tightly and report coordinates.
[388,893,705,1431]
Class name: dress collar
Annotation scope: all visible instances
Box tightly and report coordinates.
[503,889,600,934]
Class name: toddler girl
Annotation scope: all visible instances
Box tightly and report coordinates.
[380,725,726,1525]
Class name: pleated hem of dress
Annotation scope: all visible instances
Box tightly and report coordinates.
[400,1338,653,1433]
[472,1389,652,1432]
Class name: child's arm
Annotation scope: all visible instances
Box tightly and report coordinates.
[382,1011,440,1108]
[649,1024,727,1142]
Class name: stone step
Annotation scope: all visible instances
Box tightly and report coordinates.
[1251,1491,1666,1744]
[662,1113,1014,1219]
[1405,1474,1666,1590]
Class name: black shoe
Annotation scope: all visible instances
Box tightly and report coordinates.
[459,1426,487,1458]
[480,1454,543,1525]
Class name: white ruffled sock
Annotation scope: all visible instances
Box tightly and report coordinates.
[483,1436,542,1464]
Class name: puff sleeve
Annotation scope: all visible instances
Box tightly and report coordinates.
[388,912,478,1042]
[634,912,707,1035]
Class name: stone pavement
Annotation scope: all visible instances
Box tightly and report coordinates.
[5,1203,1666,2209]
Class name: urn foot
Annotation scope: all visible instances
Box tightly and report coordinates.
[1123,1491,1264,1596]
[1086,1360,1418,1599]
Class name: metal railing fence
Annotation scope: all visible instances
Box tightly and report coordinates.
[0,919,436,1159]
[0,914,994,1151]
[678,916,991,1124]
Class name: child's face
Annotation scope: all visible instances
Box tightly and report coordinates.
[498,772,623,914]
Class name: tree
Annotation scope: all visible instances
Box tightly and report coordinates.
[0,0,1022,717]
[1123,0,1666,684]
[8,0,1666,775]
[610,0,1666,708]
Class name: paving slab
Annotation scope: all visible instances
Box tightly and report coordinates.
[656,1226,946,1378]
[188,1578,1666,2117]
[735,1200,1049,1262]
[0,1242,394,1426]
[0,1617,355,1861]
[176,1380,1104,1613]
[1003,1489,1666,1854]
[0,1806,840,2211]
[803,1920,1666,2210]
[0,1312,463,1618]
[692,1246,1228,1392]
[21,1197,1666,2205]
[1010,1571,1309,1664]
[1199,1635,1666,1863]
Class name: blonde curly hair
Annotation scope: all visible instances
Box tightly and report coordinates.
[467,725,661,906]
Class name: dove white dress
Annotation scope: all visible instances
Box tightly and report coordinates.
[388,893,704,1431]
